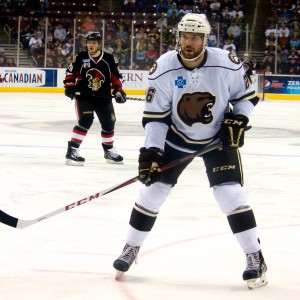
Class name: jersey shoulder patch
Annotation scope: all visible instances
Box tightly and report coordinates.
[228,52,240,64]
[149,62,158,75]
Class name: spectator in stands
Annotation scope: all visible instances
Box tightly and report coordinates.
[227,21,241,51]
[0,47,7,65]
[277,48,289,74]
[122,0,136,12]
[45,48,56,67]
[262,53,275,73]
[136,0,147,12]
[219,22,228,41]
[156,0,169,13]
[286,56,300,74]
[135,43,146,69]
[289,32,300,50]
[278,22,290,38]
[39,0,49,13]
[265,23,277,38]
[136,36,147,52]
[208,28,217,47]
[81,17,95,33]
[54,23,67,43]
[251,57,262,74]
[220,0,234,11]
[278,31,290,50]
[280,7,291,22]
[288,48,299,61]
[190,5,200,14]
[6,57,16,67]
[223,38,236,53]
[116,23,130,44]
[179,5,191,17]
[156,12,168,31]
[103,44,114,55]
[15,0,27,13]
[118,51,130,70]
[135,27,148,42]
[145,43,159,66]
[241,53,253,78]
[166,2,179,18]
[266,31,276,46]
[29,31,43,55]
[264,39,276,56]
[147,27,160,44]
[29,31,44,66]
[0,56,6,66]
[210,0,221,12]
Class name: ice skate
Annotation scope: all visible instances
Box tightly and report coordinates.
[113,244,140,279]
[243,250,268,289]
[104,147,123,164]
[65,142,85,166]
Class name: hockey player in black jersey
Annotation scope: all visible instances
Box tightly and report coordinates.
[113,14,267,289]
[64,31,126,166]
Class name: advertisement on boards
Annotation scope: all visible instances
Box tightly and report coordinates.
[0,68,57,87]
[264,76,300,95]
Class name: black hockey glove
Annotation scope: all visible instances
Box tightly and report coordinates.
[219,113,249,149]
[138,147,164,186]
[63,80,77,100]
[112,86,126,104]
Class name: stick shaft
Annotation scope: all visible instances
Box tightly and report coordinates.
[0,143,220,229]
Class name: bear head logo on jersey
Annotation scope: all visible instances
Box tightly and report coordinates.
[177,92,215,126]
[86,68,105,91]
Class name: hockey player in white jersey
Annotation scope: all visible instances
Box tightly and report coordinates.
[113,13,267,289]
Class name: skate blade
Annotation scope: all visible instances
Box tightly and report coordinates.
[115,270,124,280]
[105,159,124,165]
[65,159,84,166]
[246,273,268,289]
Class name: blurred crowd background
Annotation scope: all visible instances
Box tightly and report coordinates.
[0,0,300,75]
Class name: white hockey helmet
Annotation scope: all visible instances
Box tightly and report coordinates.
[176,13,211,52]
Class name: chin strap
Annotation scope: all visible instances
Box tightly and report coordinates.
[179,49,205,62]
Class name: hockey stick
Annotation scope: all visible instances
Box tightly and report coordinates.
[0,142,221,229]
[74,92,144,101]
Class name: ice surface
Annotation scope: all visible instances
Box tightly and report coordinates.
[0,93,299,299]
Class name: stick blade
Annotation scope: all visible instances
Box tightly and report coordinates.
[0,210,19,228]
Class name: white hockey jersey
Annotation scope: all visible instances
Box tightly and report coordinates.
[143,47,258,152]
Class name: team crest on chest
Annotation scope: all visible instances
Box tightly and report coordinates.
[177,91,215,127]
[86,68,105,91]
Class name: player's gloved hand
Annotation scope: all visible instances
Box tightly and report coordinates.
[112,86,126,103]
[138,147,164,186]
[219,113,249,148]
[63,80,76,100]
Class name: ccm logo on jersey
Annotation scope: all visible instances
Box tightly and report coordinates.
[213,165,236,172]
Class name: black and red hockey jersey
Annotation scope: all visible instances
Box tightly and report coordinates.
[65,51,123,99]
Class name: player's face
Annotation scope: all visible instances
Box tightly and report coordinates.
[87,40,101,55]
[180,32,204,60]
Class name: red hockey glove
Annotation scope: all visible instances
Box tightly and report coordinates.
[138,147,164,186]
[63,80,77,100]
[219,113,249,148]
[112,86,126,104]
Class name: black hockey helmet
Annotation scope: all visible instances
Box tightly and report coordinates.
[86,31,102,43]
